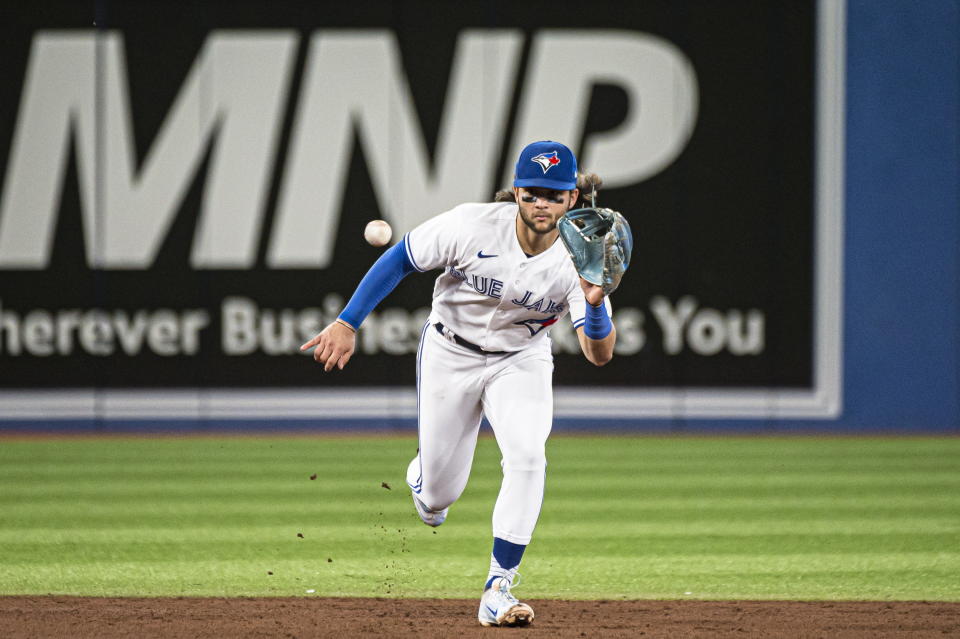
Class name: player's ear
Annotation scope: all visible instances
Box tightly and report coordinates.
[568,188,580,210]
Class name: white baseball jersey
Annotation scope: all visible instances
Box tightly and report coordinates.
[404,201,611,353]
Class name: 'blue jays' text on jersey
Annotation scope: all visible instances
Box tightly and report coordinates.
[404,202,612,353]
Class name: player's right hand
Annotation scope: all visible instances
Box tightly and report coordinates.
[300,321,356,372]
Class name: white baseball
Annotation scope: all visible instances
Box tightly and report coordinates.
[364,219,392,247]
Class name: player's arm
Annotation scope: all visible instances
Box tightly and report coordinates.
[575,278,615,367]
[300,239,417,372]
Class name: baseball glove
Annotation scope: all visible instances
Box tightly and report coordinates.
[557,207,633,296]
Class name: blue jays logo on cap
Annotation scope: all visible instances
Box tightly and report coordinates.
[531,151,560,173]
[514,140,578,191]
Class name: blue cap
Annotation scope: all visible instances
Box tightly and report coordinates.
[513,140,578,190]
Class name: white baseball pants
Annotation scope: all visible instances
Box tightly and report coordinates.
[406,323,554,545]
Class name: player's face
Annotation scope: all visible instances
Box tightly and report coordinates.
[515,187,578,234]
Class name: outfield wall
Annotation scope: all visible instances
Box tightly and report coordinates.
[840,0,959,432]
[0,0,957,431]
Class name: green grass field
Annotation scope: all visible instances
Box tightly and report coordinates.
[0,434,958,601]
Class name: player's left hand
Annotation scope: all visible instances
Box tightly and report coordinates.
[579,277,605,307]
[558,208,633,296]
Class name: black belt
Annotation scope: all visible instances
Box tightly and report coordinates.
[435,323,506,355]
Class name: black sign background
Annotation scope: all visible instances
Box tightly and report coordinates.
[0,1,815,390]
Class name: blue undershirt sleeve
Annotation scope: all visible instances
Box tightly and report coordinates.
[337,239,417,329]
[582,300,613,340]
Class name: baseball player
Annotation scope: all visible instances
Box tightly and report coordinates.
[301,141,625,627]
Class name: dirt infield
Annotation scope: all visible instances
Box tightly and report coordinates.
[1,597,958,638]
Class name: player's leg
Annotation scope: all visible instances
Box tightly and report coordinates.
[483,352,553,549]
[406,324,485,517]
[475,352,553,626]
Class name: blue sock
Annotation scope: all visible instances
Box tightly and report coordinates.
[484,537,526,590]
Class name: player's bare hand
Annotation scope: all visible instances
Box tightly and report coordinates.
[300,321,356,372]
[579,277,605,307]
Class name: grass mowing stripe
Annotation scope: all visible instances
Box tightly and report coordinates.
[5,499,957,524]
[1,516,957,543]
[0,435,957,600]
[2,535,954,566]
[2,557,957,600]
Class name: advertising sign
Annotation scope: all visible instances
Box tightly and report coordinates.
[0,1,843,420]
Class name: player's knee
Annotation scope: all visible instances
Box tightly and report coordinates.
[418,484,460,510]
[421,493,456,511]
[502,445,546,472]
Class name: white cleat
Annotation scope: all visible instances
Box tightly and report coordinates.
[412,493,447,527]
[478,577,534,627]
